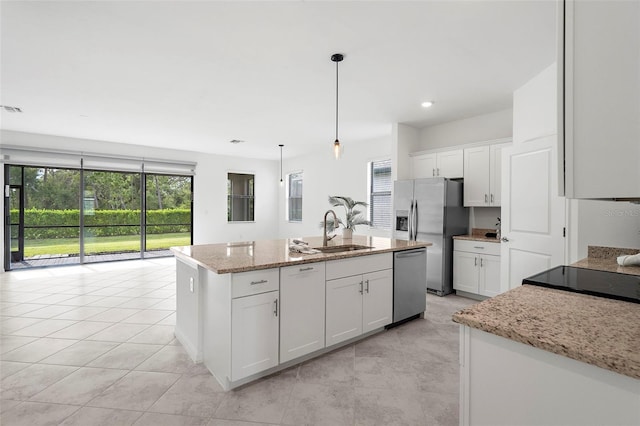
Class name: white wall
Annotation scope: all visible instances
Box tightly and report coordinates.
[0,130,280,269]
[278,136,392,240]
[417,108,513,151]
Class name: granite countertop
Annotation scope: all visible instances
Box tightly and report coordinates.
[452,285,640,380]
[571,245,640,276]
[171,235,431,274]
[452,234,500,243]
[453,228,500,243]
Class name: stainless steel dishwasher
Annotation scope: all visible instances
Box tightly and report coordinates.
[393,248,427,323]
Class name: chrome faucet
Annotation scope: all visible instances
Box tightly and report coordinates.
[323,210,339,246]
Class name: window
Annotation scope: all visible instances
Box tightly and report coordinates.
[287,171,303,222]
[228,173,255,222]
[369,159,392,229]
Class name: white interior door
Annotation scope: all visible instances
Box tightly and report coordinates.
[500,135,565,289]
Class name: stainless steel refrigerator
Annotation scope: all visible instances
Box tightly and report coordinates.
[392,177,468,296]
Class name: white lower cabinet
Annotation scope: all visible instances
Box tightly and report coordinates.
[325,254,393,346]
[231,290,279,381]
[453,240,502,297]
[279,263,325,363]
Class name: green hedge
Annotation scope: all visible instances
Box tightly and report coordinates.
[10,208,191,239]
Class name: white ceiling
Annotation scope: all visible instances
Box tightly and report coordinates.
[0,1,557,160]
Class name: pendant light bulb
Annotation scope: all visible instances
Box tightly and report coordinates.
[331,53,344,160]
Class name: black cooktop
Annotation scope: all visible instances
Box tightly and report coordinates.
[522,266,640,304]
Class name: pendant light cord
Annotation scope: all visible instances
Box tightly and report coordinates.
[335,59,339,141]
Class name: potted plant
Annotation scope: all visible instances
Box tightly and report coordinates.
[320,195,371,239]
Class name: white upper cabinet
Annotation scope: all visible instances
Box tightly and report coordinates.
[463,143,509,207]
[413,149,463,179]
[561,0,640,198]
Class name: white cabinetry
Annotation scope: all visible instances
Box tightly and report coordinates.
[463,143,508,207]
[453,240,502,297]
[325,254,393,346]
[175,258,201,361]
[230,269,279,381]
[561,0,640,198]
[231,290,279,381]
[279,263,325,363]
[413,149,463,179]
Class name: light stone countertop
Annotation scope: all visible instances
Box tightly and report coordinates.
[452,234,501,243]
[452,285,640,380]
[171,235,432,274]
[571,245,640,276]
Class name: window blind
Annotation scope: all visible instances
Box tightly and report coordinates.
[370,159,392,230]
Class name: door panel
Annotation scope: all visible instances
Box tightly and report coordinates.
[362,269,393,333]
[501,135,565,289]
[453,251,478,294]
[325,276,363,346]
[414,178,444,235]
[231,291,279,381]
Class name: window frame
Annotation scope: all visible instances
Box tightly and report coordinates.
[286,170,303,222]
[368,159,392,230]
[227,172,255,222]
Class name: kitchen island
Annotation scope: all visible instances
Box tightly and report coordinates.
[171,235,430,390]
[453,284,640,426]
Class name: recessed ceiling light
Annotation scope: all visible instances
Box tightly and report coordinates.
[229,139,245,144]
[421,101,434,108]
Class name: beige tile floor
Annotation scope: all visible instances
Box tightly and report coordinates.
[0,258,477,426]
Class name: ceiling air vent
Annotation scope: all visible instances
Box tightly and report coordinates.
[0,105,23,113]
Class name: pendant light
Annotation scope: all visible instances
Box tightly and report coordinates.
[278,144,284,186]
[331,53,344,159]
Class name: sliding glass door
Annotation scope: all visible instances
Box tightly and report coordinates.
[144,174,192,257]
[83,170,141,262]
[4,164,193,270]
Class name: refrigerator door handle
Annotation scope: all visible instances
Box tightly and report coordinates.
[412,201,418,240]
[407,200,413,241]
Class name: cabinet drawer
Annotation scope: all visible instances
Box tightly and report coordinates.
[231,268,280,298]
[454,240,500,256]
[326,253,392,281]
[280,262,324,279]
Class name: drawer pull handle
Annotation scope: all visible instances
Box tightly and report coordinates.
[273,299,278,317]
[490,194,494,203]
[299,267,314,272]
[484,194,488,203]
[480,258,484,267]
[250,279,268,285]
[365,279,370,294]
[474,257,477,266]
[359,281,364,294]
[473,246,485,249]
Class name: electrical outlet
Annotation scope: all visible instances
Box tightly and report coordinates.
[189,277,194,293]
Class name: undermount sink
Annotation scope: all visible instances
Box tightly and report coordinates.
[313,244,373,253]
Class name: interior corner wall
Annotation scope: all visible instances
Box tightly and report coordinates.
[278,136,392,240]
[392,123,419,181]
[0,130,280,270]
[417,108,513,151]
[568,200,640,262]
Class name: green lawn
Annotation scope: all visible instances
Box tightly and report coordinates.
[23,233,191,257]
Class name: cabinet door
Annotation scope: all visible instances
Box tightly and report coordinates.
[437,149,464,178]
[362,269,393,333]
[563,0,640,198]
[231,290,279,381]
[479,255,502,297]
[463,146,490,207]
[453,251,479,294]
[489,144,506,206]
[412,154,437,179]
[280,263,325,363]
[326,275,363,346]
